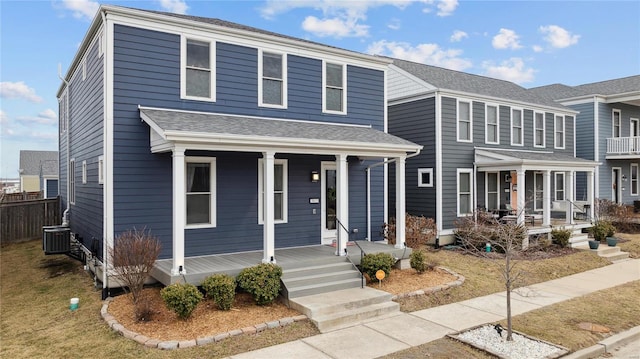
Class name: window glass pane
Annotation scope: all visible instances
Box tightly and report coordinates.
[459,172,470,192]
[459,102,470,121]
[186,69,210,98]
[274,164,283,191]
[487,173,497,188]
[187,163,210,192]
[460,194,471,214]
[262,79,282,105]
[263,53,282,79]
[326,63,343,87]
[421,172,430,185]
[326,88,343,111]
[487,106,497,124]
[460,121,470,140]
[274,193,283,220]
[187,40,209,68]
[187,194,210,224]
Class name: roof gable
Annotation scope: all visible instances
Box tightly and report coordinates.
[19,150,58,176]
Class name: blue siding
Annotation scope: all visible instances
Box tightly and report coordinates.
[109,24,387,257]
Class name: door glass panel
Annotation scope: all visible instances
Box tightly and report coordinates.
[326,169,336,230]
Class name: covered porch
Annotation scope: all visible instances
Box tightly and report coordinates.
[474,148,600,227]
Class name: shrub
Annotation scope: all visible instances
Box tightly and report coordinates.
[409,250,437,273]
[360,252,395,281]
[550,228,572,247]
[589,220,616,242]
[202,274,236,311]
[453,214,497,251]
[383,214,437,248]
[108,228,161,322]
[160,283,203,319]
[236,263,282,305]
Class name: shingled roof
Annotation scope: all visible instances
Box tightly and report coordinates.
[529,75,640,100]
[19,150,58,176]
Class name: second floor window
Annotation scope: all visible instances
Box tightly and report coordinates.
[534,112,545,147]
[184,38,214,100]
[613,109,621,138]
[555,115,565,149]
[457,100,472,142]
[511,108,523,146]
[485,104,499,144]
[260,51,286,107]
[324,62,346,113]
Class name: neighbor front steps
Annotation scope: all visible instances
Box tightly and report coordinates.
[280,258,363,300]
[569,228,590,248]
[288,287,400,333]
[575,243,630,262]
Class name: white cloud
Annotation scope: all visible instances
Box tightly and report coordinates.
[388,18,401,30]
[532,45,544,53]
[367,40,472,71]
[61,0,100,20]
[0,110,7,124]
[492,28,522,50]
[158,0,188,14]
[482,57,535,84]
[450,30,468,42]
[0,82,43,103]
[436,0,458,16]
[302,16,369,38]
[16,109,58,125]
[539,25,580,48]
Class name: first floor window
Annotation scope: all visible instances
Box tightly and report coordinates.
[534,172,544,210]
[258,159,288,223]
[186,158,216,226]
[631,164,639,196]
[555,172,565,201]
[69,159,75,204]
[418,168,433,187]
[457,169,473,216]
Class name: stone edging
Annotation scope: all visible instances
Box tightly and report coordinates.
[101,266,464,349]
[390,266,465,300]
[100,299,308,350]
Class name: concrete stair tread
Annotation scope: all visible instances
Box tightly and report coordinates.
[289,287,392,316]
[286,278,363,298]
[281,262,353,278]
[312,301,400,332]
[282,270,361,284]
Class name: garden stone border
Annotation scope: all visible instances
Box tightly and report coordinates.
[101,266,464,349]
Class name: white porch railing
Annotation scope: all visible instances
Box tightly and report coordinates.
[607,136,640,155]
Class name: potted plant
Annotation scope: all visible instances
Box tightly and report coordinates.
[588,220,616,249]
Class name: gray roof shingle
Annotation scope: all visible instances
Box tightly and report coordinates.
[19,150,58,176]
[529,75,640,100]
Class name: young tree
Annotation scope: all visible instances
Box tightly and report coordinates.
[109,228,161,321]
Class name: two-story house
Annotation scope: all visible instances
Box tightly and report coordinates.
[386,58,599,244]
[18,150,59,198]
[530,76,640,206]
[57,5,421,296]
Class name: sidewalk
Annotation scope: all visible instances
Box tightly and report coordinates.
[226,259,640,359]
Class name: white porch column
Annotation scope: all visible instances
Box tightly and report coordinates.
[336,154,349,256]
[587,170,595,220]
[566,170,575,224]
[262,151,276,263]
[171,147,186,275]
[543,170,551,226]
[516,169,526,225]
[395,156,407,249]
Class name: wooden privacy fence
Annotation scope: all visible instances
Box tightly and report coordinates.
[0,197,61,245]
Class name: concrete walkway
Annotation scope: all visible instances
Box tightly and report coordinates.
[226,259,640,359]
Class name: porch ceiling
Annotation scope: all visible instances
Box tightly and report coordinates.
[139,106,422,157]
[474,148,600,172]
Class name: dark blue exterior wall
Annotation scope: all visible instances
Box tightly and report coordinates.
[110,24,387,258]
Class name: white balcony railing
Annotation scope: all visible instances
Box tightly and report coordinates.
[607,136,640,155]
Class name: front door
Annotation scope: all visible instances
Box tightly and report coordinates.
[612,167,622,204]
[321,162,337,244]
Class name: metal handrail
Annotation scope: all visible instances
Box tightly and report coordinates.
[351,240,367,288]
[335,217,365,288]
[565,199,591,221]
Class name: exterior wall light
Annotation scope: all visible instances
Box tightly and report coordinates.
[311,171,320,182]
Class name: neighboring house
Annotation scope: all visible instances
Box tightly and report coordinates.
[386,58,599,243]
[57,6,420,292]
[530,76,640,206]
[18,150,59,198]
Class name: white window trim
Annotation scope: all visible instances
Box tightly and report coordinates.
[322,60,347,115]
[510,108,523,146]
[631,163,639,196]
[180,36,216,102]
[82,160,87,184]
[417,168,433,187]
[82,58,87,81]
[554,172,565,201]
[98,31,104,58]
[258,49,287,109]
[534,111,545,148]
[457,168,473,217]
[485,172,499,211]
[69,158,75,205]
[185,156,217,229]
[554,114,565,149]
[457,99,473,142]
[258,158,288,224]
[485,103,499,145]
[98,156,104,185]
[612,109,621,138]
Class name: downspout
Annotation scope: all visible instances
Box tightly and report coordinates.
[593,96,600,199]
[366,149,421,241]
[58,64,70,226]
[100,9,109,300]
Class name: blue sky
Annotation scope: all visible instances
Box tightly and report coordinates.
[1,0,639,178]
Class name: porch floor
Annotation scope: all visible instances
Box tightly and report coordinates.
[151,241,411,286]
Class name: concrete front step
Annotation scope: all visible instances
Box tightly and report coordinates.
[282,261,355,279]
[281,260,364,299]
[575,243,630,262]
[283,269,362,287]
[285,278,363,299]
[569,234,589,248]
[289,287,399,333]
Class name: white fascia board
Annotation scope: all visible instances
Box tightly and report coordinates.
[558,95,605,106]
[438,89,579,115]
[101,5,391,71]
[603,91,640,104]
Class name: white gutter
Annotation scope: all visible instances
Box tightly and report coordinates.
[594,96,600,199]
[57,66,70,226]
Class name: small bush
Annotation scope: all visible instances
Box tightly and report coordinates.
[589,220,616,242]
[160,283,203,319]
[383,214,437,248]
[236,263,282,305]
[551,228,572,247]
[134,290,155,322]
[409,250,427,273]
[202,274,236,311]
[360,252,395,281]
